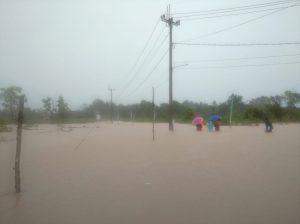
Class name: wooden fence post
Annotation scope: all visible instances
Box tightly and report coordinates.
[15,95,25,193]
[152,87,155,141]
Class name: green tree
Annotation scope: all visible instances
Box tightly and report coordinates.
[89,99,110,118]
[244,107,265,121]
[135,100,153,120]
[227,94,245,114]
[0,86,24,120]
[42,97,56,119]
[283,91,300,109]
[57,96,69,119]
[227,94,243,106]
[249,96,271,107]
[183,107,194,121]
[211,100,217,113]
[270,95,284,106]
[266,103,284,120]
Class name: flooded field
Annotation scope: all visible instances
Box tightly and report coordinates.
[1,122,300,224]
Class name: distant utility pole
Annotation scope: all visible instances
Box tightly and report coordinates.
[161,5,180,131]
[108,88,115,123]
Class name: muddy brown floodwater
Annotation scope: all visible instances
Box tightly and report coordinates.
[1,122,300,224]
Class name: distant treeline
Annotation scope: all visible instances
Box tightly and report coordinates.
[1,86,300,125]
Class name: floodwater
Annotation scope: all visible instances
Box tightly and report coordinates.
[1,122,300,224]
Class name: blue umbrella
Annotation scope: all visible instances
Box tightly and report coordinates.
[209,115,222,121]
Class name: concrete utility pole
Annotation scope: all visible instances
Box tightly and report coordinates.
[161,5,180,131]
[108,88,115,123]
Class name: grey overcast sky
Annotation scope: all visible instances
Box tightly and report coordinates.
[1,0,300,109]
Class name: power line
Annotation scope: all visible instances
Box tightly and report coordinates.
[171,0,299,15]
[178,5,296,21]
[125,18,160,72]
[155,53,300,94]
[124,48,169,99]
[183,61,300,70]
[129,34,169,91]
[181,4,299,42]
[116,30,168,100]
[116,18,161,96]
[175,53,300,63]
[175,42,300,46]
[125,31,168,87]
[143,27,167,64]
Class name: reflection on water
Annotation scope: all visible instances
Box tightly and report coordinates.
[14,193,22,208]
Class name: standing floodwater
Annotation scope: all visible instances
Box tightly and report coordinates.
[1,123,300,224]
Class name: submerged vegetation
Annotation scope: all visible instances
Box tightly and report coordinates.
[1,86,300,124]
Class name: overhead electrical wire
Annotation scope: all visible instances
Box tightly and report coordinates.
[124,31,168,88]
[155,56,300,88]
[180,3,299,42]
[182,61,300,70]
[175,53,300,63]
[116,30,168,100]
[143,27,167,64]
[115,20,167,101]
[116,0,299,103]
[171,0,299,15]
[123,49,169,99]
[178,5,296,21]
[116,19,161,96]
[175,42,300,46]
[126,33,169,91]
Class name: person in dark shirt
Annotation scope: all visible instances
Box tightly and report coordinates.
[264,117,273,132]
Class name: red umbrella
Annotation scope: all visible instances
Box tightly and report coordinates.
[192,116,204,125]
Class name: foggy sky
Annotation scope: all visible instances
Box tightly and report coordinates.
[1,0,300,109]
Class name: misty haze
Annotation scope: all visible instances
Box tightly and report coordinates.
[1,0,300,224]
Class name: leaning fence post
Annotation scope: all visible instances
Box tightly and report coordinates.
[15,95,25,193]
[152,87,155,141]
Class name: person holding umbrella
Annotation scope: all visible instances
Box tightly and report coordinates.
[209,115,222,131]
[192,114,204,131]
